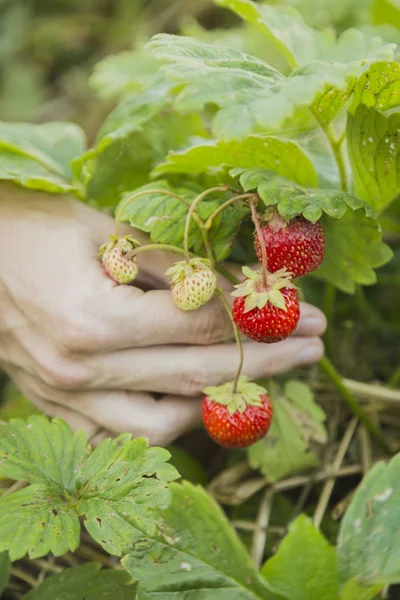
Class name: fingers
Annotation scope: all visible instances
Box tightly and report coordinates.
[7,367,202,447]
[293,303,327,337]
[75,335,324,396]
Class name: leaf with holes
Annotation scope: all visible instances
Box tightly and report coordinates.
[153,136,317,188]
[23,563,136,600]
[248,381,327,482]
[261,515,340,600]
[0,122,86,195]
[347,105,400,214]
[77,435,179,556]
[116,180,249,261]
[350,62,400,113]
[122,481,272,599]
[337,453,400,588]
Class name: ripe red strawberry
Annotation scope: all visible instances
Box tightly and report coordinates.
[99,235,139,284]
[201,377,273,449]
[232,266,300,343]
[165,258,217,311]
[254,214,325,278]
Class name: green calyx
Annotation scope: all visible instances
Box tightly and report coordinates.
[204,376,267,415]
[262,209,288,232]
[232,266,295,314]
[165,257,214,284]
[99,235,140,256]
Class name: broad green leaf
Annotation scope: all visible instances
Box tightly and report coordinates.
[317,209,393,293]
[215,0,327,69]
[261,515,340,600]
[338,453,400,587]
[116,180,249,262]
[248,381,327,482]
[231,167,365,221]
[0,416,88,490]
[154,136,317,187]
[341,579,382,600]
[0,122,86,195]
[23,563,136,600]
[350,62,400,113]
[373,0,400,28]
[90,49,162,99]
[122,481,272,599]
[0,418,178,561]
[0,485,80,560]
[347,105,400,213]
[0,552,10,596]
[77,435,179,556]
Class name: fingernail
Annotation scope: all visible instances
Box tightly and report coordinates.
[296,343,323,364]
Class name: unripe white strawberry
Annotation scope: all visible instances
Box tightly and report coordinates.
[99,235,139,285]
[165,258,217,311]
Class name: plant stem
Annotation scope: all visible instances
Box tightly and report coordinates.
[323,283,336,358]
[127,243,188,260]
[215,264,241,285]
[250,198,268,288]
[319,356,391,453]
[114,189,191,236]
[217,288,243,394]
[316,119,349,193]
[204,193,255,230]
[183,186,227,263]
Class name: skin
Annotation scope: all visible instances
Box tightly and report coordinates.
[0,184,326,446]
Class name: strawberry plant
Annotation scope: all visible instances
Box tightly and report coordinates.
[0,0,400,597]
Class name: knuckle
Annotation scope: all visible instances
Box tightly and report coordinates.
[194,303,229,346]
[180,366,210,397]
[58,314,105,353]
[38,353,92,390]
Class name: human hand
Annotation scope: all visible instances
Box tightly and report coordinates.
[0,185,326,445]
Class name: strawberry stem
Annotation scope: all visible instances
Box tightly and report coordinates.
[126,243,189,260]
[183,186,228,264]
[204,193,257,230]
[217,288,244,394]
[250,198,268,289]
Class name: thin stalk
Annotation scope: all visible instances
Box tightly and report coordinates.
[320,356,391,453]
[127,243,188,260]
[183,186,227,263]
[316,118,349,193]
[217,288,243,393]
[114,189,191,236]
[215,264,241,285]
[204,193,256,230]
[250,198,268,288]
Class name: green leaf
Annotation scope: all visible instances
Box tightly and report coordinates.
[148,33,392,136]
[0,485,80,561]
[372,0,400,28]
[23,563,136,600]
[77,435,179,556]
[0,416,88,489]
[122,481,272,599]
[154,136,317,188]
[341,578,382,600]
[347,105,400,214]
[0,552,10,597]
[0,418,178,561]
[0,122,86,195]
[350,62,400,113]
[166,445,208,486]
[261,515,340,600]
[116,180,249,262]
[215,0,325,69]
[248,381,327,482]
[231,167,365,222]
[337,453,400,588]
[90,49,163,99]
[317,209,393,293]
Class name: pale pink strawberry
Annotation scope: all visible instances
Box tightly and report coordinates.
[99,235,139,285]
[165,258,217,311]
